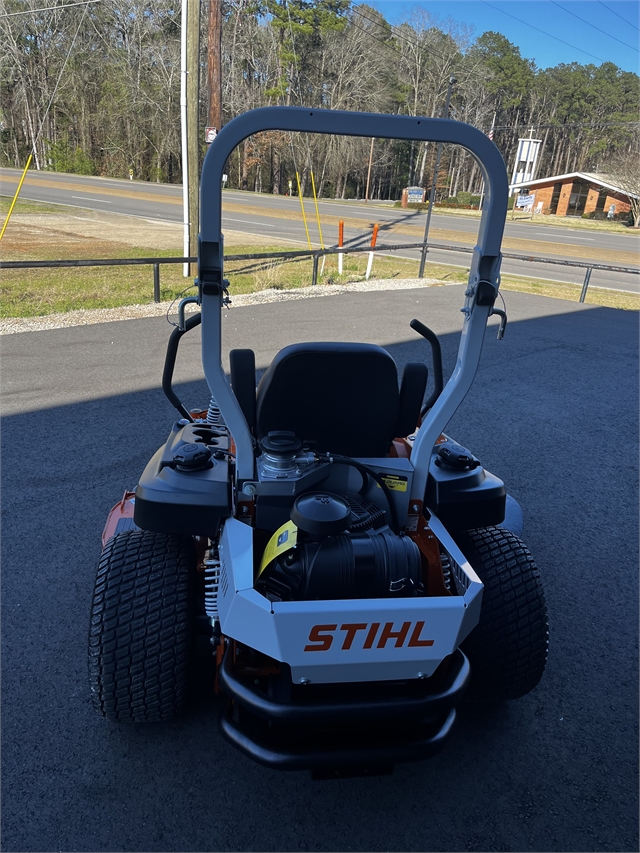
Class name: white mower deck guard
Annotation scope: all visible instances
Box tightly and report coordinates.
[218,516,483,684]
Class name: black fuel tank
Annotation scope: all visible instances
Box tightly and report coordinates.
[134,421,231,538]
[425,441,506,531]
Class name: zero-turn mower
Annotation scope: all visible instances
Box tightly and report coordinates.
[88,108,548,777]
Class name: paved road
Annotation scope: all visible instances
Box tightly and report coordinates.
[1,287,637,852]
[2,168,639,293]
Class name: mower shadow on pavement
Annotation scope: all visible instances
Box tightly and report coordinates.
[1,298,638,853]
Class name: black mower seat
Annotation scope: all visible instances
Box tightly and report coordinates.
[250,342,427,458]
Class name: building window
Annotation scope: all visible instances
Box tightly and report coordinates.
[550,182,562,215]
[566,180,591,216]
[595,188,608,213]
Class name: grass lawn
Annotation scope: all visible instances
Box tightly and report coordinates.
[0,197,72,215]
[2,232,638,318]
[0,243,423,317]
[500,274,638,310]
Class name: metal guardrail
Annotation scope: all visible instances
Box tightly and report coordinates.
[418,242,640,303]
[0,256,191,303]
[2,242,638,304]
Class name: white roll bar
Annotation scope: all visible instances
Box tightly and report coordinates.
[198,107,508,490]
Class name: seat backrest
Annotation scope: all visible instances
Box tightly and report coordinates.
[254,342,426,458]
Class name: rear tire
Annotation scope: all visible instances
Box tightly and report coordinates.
[454,527,548,702]
[88,529,195,721]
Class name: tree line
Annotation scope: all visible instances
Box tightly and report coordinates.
[1,0,638,202]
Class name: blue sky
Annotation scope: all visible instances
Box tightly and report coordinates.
[362,1,640,72]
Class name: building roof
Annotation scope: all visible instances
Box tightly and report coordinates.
[509,171,638,199]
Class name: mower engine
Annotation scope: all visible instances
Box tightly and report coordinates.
[253,431,423,603]
[261,502,422,603]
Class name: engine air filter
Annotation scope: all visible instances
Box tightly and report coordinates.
[291,492,352,537]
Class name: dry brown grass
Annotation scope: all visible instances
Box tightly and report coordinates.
[2,210,637,317]
[500,275,639,310]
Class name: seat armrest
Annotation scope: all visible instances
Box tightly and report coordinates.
[230,349,257,429]
[396,363,428,437]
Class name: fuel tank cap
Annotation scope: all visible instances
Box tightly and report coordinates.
[436,441,480,471]
[173,442,213,472]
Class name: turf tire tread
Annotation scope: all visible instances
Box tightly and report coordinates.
[455,526,548,701]
[88,530,194,722]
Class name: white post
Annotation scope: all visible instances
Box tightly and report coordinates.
[180,0,190,277]
[365,223,379,281]
[365,252,374,280]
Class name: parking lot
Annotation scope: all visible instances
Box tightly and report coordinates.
[1,285,638,852]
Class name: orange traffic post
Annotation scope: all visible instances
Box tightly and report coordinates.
[338,220,344,275]
[365,223,379,280]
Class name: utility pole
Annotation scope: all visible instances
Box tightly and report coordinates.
[207,0,222,136]
[187,0,200,273]
[365,137,375,203]
[418,74,456,278]
[180,0,189,276]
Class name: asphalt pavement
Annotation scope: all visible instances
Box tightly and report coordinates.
[1,286,638,852]
[2,168,639,293]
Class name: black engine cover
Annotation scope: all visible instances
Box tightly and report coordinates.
[264,529,423,601]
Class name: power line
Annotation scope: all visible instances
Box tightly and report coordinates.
[348,12,481,102]
[348,11,459,79]
[350,5,488,86]
[496,121,639,130]
[481,1,607,64]
[348,10,403,57]
[33,2,90,151]
[549,1,638,52]
[344,12,639,135]
[352,5,462,69]
[0,0,101,17]
[284,1,316,170]
[597,1,639,32]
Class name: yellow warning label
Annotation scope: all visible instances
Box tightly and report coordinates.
[376,474,408,493]
[258,520,298,577]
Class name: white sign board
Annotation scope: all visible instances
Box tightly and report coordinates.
[205,126,217,144]
[510,138,542,191]
[515,194,535,208]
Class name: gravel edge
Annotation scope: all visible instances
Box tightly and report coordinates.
[0,277,449,335]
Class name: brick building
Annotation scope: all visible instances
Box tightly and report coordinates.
[509,172,634,218]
